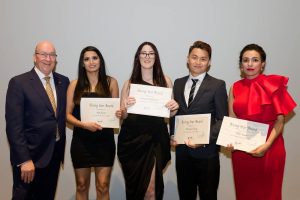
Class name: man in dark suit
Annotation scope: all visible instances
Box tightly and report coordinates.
[170,41,228,200]
[5,41,70,200]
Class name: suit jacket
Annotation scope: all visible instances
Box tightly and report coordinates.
[170,73,228,158]
[5,68,70,168]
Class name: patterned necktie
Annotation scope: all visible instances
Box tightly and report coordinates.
[188,79,198,107]
[44,76,57,114]
[44,76,60,141]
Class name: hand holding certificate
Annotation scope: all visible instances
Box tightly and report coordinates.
[127,84,172,118]
[174,114,211,144]
[217,116,269,152]
[80,98,120,128]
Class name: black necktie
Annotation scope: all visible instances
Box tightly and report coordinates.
[188,79,198,107]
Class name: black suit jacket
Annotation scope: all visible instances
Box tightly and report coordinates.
[5,68,70,168]
[170,73,228,158]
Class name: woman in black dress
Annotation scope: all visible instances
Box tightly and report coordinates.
[117,42,179,200]
[66,46,120,200]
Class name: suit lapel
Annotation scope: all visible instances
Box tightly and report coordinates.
[53,73,62,116]
[180,76,189,109]
[29,68,56,115]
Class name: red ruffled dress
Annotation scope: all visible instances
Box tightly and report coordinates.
[232,74,296,200]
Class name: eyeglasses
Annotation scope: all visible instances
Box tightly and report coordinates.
[35,52,57,60]
[139,52,155,58]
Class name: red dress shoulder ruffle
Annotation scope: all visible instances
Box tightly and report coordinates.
[233,74,297,117]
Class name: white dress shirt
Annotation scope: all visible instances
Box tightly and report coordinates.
[184,72,206,105]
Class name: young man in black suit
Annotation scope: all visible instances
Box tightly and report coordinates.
[170,40,228,200]
[5,40,70,200]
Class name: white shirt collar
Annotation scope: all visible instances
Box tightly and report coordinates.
[34,66,54,80]
[188,72,206,83]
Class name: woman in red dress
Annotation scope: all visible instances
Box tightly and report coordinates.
[228,44,297,200]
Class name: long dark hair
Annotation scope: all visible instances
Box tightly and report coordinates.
[73,46,111,104]
[129,41,167,87]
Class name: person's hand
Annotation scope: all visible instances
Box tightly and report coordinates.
[170,135,178,147]
[116,107,128,119]
[249,143,271,157]
[165,99,179,111]
[21,160,35,183]
[124,96,136,108]
[82,122,102,132]
[226,144,235,152]
[184,139,204,148]
[115,109,122,119]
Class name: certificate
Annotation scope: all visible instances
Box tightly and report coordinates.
[127,84,172,118]
[174,114,211,144]
[80,98,120,128]
[217,116,269,152]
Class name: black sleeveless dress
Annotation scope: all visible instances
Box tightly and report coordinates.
[71,92,116,168]
[117,83,171,200]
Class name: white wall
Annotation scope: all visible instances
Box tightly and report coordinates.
[1,0,299,199]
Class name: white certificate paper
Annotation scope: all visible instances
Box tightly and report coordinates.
[217,116,269,152]
[174,114,211,144]
[127,84,172,118]
[80,98,120,128]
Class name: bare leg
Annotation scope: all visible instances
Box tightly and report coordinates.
[94,167,112,200]
[144,161,156,200]
[74,168,91,200]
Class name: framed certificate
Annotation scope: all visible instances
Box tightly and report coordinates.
[174,114,211,144]
[127,84,172,118]
[217,116,269,152]
[80,98,120,128]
